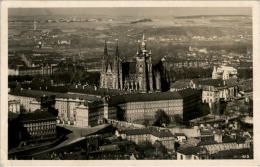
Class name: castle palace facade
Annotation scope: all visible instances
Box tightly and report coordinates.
[100,34,171,92]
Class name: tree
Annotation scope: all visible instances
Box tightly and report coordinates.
[219,100,228,115]
[153,140,168,159]
[116,106,126,121]
[143,119,150,127]
[153,109,170,127]
[172,115,183,125]
[20,105,27,114]
[174,142,180,151]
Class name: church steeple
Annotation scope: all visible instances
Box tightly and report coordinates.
[102,40,109,72]
[141,33,146,51]
[115,39,119,59]
[113,39,119,72]
[136,41,141,55]
[104,40,108,57]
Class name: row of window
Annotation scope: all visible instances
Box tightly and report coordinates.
[126,101,183,109]
[126,107,182,115]
[30,129,56,136]
[24,121,56,127]
[26,124,56,131]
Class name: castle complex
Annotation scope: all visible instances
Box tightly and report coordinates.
[100,34,170,92]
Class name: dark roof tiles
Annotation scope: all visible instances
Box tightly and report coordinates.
[120,127,174,138]
[193,78,224,87]
[18,110,56,122]
[177,146,206,155]
[170,80,192,89]
[108,88,201,106]
[9,89,100,101]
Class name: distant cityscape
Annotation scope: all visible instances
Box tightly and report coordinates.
[8,8,253,160]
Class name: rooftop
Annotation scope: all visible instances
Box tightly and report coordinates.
[193,78,224,87]
[17,110,56,122]
[119,127,174,138]
[9,89,100,101]
[193,78,238,88]
[99,144,120,152]
[177,146,206,155]
[108,88,201,106]
[170,80,192,89]
[174,133,187,137]
[69,86,127,96]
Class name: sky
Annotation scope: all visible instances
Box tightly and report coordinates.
[9,7,251,17]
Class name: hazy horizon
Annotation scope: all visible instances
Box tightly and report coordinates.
[9,7,251,17]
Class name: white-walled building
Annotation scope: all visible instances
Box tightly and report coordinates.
[8,89,102,126]
[29,100,41,112]
[8,100,21,113]
[8,94,37,111]
[55,98,85,124]
[75,104,89,127]
[212,65,238,80]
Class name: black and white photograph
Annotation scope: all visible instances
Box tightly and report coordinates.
[0,1,259,165]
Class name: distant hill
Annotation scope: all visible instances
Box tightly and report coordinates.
[175,15,250,19]
[130,18,152,24]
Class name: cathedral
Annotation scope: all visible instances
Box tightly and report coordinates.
[100,34,170,92]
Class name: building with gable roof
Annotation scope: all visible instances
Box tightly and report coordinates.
[116,127,175,150]
[212,65,238,80]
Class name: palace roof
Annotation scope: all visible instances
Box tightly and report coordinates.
[108,88,201,106]
[9,89,100,101]
[18,110,56,122]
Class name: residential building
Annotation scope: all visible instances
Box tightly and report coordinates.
[171,78,239,104]
[8,64,57,76]
[74,100,117,127]
[29,99,41,112]
[8,89,101,125]
[177,147,209,160]
[8,100,20,113]
[74,104,89,127]
[9,94,37,111]
[191,78,239,108]
[17,110,57,142]
[55,97,85,125]
[212,65,238,80]
[174,133,187,143]
[116,127,175,150]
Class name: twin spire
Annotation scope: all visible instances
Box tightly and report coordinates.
[115,39,119,58]
[104,40,108,56]
[103,39,119,59]
[104,33,147,56]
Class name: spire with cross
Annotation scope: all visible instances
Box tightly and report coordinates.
[141,33,147,51]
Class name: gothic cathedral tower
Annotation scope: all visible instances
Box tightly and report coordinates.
[100,40,108,88]
[112,40,122,89]
[135,34,153,92]
[100,40,122,90]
